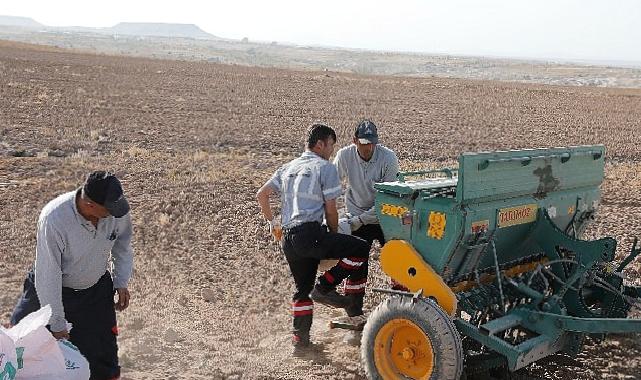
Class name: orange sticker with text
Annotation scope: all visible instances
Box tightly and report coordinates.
[497,204,537,228]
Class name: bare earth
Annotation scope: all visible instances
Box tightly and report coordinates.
[1,40,641,379]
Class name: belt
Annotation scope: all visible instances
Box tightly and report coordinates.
[283,221,320,234]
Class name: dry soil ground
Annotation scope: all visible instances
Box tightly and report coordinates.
[1,40,641,379]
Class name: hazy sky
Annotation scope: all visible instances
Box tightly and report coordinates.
[2,0,640,63]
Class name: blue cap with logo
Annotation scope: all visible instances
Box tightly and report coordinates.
[355,120,378,144]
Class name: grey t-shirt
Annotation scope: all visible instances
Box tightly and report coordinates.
[267,151,341,228]
[333,144,399,225]
[34,189,134,331]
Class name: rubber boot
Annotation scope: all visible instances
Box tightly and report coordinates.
[310,284,350,309]
[293,313,312,345]
[345,293,364,317]
[292,313,312,355]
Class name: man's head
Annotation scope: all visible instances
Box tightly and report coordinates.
[353,120,378,161]
[81,171,130,219]
[307,123,337,160]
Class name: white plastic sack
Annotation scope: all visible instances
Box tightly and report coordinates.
[0,328,18,380]
[57,340,90,380]
[4,305,89,380]
[5,305,65,379]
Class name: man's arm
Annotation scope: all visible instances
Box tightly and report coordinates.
[34,219,68,336]
[324,198,339,233]
[356,206,379,226]
[333,149,347,182]
[352,151,400,227]
[383,151,400,183]
[321,163,342,233]
[256,182,275,222]
[111,213,134,311]
[257,166,283,224]
[257,181,284,241]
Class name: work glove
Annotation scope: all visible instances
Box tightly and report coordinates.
[348,215,364,232]
[268,218,282,242]
[338,217,351,235]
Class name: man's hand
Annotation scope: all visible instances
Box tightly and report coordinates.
[268,218,282,241]
[51,329,70,340]
[115,288,130,311]
[348,215,363,232]
[324,198,339,233]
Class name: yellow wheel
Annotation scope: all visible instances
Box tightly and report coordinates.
[361,296,463,380]
[374,318,435,379]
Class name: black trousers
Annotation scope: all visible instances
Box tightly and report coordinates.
[11,270,120,380]
[282,222,370,337]
[353,223,386,247]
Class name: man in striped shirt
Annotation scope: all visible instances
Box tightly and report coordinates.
[10,171,133,380]
[257,123,370,351]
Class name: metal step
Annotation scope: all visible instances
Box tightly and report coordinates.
[479,314,522,335]
[329,315,367,331]
[329,320,364,331]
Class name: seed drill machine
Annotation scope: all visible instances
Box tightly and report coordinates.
[361,145,641,379]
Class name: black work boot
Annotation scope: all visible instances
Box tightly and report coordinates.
[343,294,367,335]
[292,333,313,356]
[292,314,312,342]
[292,333,310,347]
[310,284,350,309]
[345,293,364,317]
[292,313,313,356]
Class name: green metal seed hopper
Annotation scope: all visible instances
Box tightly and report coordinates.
[360,145,641,379]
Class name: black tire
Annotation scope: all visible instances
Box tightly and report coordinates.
[361,296,464,380]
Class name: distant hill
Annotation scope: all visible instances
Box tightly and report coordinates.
[0,15,43,28]
[0,17,218,40]
[110,22,215,39]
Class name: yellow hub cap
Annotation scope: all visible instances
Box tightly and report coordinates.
[374,318,434,379]
[401,347,415,360]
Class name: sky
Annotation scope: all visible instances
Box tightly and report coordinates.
[2,0,640,64]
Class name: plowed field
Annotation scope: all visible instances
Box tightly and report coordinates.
[1,40,640,379]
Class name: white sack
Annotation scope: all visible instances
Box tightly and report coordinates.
[0,328,19,380]
[57,340,90,380]
[5,305,89,380]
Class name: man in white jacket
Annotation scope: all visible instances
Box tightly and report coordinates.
[334,120,399,247]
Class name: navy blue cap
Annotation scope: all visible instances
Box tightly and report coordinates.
[355,120,379,144]
[83,171,130,218]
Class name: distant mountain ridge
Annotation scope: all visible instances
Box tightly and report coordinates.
[111,22,214,39]
[0,15,43,28]
[1,14,641,89]
[0,16,217,39]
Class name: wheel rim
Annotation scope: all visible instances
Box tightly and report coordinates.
[374,318,434,379]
